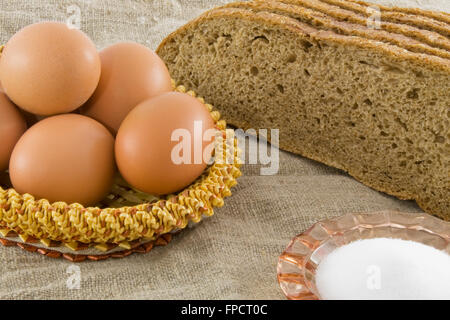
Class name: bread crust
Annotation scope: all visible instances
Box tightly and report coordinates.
[341,0,450,25]
[271,0,450,51]
[158,7,450,72]
[157,7,450,219]
[320,0,450,37]
[223,1,450,60]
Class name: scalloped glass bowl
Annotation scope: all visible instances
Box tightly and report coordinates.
[277,211,450,300]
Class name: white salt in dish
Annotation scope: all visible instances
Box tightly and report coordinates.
[277,211,450,300]
[315,238,450,300]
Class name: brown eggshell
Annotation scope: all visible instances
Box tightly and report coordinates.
[0,22,101,116]
[0,91,27,171]
[9,114,115,206]
[115,92,216,195]
[81,42,172,134]
[0,82,39,127]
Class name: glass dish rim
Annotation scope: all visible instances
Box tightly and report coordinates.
[276,210,450,300]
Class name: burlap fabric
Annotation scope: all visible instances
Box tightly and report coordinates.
[0,0,447,300]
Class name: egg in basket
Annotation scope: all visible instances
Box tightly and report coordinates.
[0,22,241,261]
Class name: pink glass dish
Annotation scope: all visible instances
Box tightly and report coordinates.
[277,211,450,300]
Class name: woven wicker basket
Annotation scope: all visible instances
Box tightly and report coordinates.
[0,47,242,260]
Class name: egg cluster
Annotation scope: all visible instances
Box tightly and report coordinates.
[0,22,215,206]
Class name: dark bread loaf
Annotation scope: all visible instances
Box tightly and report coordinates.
[156,7,450,219]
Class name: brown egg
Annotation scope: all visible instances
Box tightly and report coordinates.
[115,92,216,195]
[0,91,27,171]
[0,22,100,116]
[9,114,115,206]
[81,42,172,134]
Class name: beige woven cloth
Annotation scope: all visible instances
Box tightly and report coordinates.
[0,0,447,300]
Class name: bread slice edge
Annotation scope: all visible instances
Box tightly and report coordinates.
[222,1,450,60]
[272,0,450,51]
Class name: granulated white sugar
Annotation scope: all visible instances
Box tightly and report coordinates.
[315,238,450,300]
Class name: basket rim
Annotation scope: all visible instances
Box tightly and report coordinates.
[0,82,242,247]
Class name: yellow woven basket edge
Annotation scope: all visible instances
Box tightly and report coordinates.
[0,74,242,245]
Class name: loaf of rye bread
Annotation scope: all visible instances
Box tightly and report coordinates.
[156,7,450,219]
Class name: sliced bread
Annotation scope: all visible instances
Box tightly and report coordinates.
[351,0,450,24]
[272,0,450,51]
[157,7,450,219]
[319,0,450,37]
[222,1,450,59]
[324,0,450,26]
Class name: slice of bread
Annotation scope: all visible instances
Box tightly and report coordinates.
[273,0,450,51]
[324,0,450,26]
[350,0,450,25]
[157,7,450,219]
[319,0,450,37]
[222,1,450,59]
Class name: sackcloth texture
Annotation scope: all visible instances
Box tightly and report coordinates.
[0,0,448,299]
